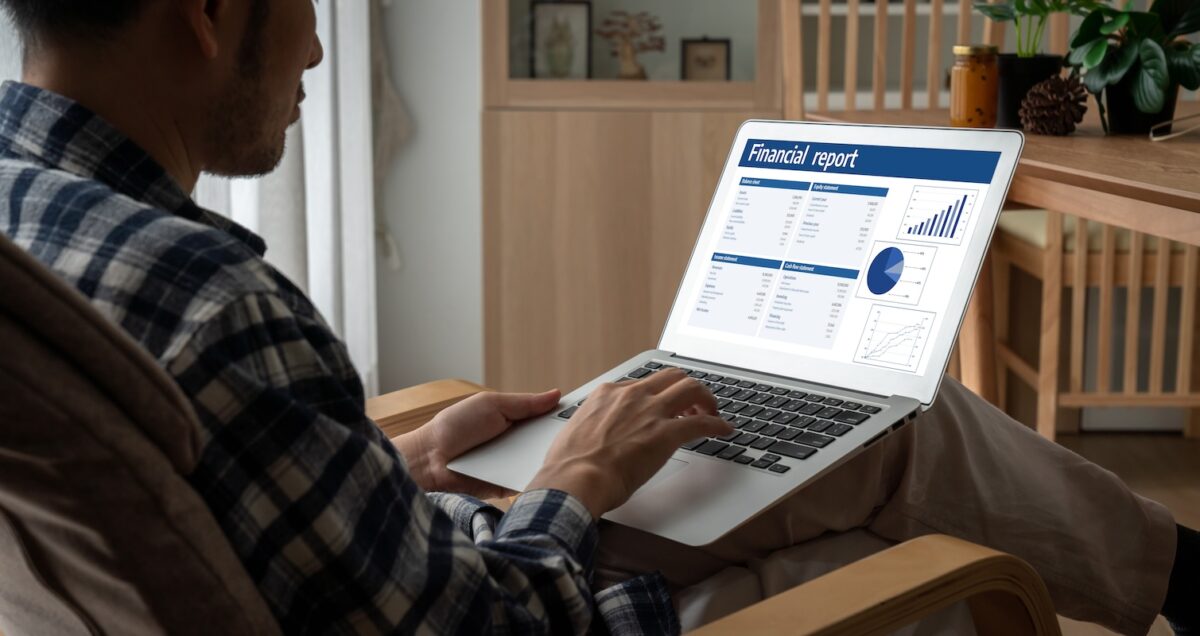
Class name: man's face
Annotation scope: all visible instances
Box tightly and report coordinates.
[203,0,323,178]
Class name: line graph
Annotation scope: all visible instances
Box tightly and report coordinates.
[896,186,978,246]
[854,305,936,373]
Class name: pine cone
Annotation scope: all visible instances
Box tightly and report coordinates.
[1019,75,1088,136]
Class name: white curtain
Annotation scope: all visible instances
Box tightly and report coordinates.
[197,0,404,397]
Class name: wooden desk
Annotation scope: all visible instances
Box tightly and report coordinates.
[810,105,1200,427]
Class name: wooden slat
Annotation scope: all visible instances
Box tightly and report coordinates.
[846,0,860,111]
[1149,236,1172,393]
[873,0,888,110]
[927,0,945,109]
[998,344,1039,389]
[1070,217,1088,393]
[1037,211,1064,440]
[781,0,805,120]
[1097,225,1117,393]
[481,0,509,108]
[1124,232,1145,393]
[1049,14,1070,55]
[957,0,972,45]
[1180,245,1199,397]
[901,0,917,109]
[993,255,1011,410]
[1059,393,1200,408]
[983,0,1006,47]
[754,0,786,111]
[817,0,833,112]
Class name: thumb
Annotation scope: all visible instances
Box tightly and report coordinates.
[491,389,563,421]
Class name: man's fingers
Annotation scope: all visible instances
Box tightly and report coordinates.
[636,367,690,393]
[489,389,562,420]
[655,376,719,416]
[660,414,732,447]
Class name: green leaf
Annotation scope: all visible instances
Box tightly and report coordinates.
[1015,0,1030,14]
[1069,36,1101,65]
[1167,4,1200,38]
[1100,12,1130,34]
[1150,0,1200,38]
[1125,11,1164,38]
[1028,0,1051,16]
[1166,43,1200,90]
[1132,39,1170,113]
[1085,42,1139,93]
[1084,37,1110,68]
[975,2,1017,21]
[1071,10,1105,47]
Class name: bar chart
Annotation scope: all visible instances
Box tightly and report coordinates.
[896,186,978,246]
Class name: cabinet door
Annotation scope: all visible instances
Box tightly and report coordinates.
[484,110,773,391]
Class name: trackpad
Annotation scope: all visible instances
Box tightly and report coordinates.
[634,458,689,494]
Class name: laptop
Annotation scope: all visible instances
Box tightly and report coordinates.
[450,120,1024,546]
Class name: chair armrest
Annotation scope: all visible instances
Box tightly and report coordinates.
[366,379,487,439]
[689,534,1059,636]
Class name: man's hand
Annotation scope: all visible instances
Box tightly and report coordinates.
[394,389,562,499]
[527,369,732,520]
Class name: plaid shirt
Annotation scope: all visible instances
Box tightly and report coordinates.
[0,81,678,635]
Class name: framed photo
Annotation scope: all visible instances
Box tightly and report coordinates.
[531,1,592,79]
[681,38,731,81]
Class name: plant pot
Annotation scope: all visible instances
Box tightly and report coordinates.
[996,54,1063,129]
[1103,72,1179,136]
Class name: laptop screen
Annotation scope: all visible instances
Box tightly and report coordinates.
[660,121,1022,405]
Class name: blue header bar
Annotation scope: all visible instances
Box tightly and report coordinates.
[712,252,783,270]
[783,261,860,279]
[739,177,812,191]
[811,183,889,197]
[739,139,1000,184]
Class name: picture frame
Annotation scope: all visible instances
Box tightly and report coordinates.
[681,37,731,81]
[530,1,592,80]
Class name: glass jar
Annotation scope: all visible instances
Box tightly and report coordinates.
[950,45,999,128]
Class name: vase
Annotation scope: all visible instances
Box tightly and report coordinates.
[1103,71,1179,135]
[996,54,1063,129]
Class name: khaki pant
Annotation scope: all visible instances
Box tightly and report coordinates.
[596,378,1177,635]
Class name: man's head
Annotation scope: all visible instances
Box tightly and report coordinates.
[1,0,324,182]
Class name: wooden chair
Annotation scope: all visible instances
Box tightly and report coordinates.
[991,209,1200,438]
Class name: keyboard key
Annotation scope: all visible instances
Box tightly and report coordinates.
[771,387,790,396]
[842,401,862,410]
[817,407,843,419]
[827,423,854,437]
[797,432,835,448]
[769,464,792,474]
[760,453,781,463]
[734,416,754,428]
[558,407,578,419]
[760,424,784,437]
[776,427,801,441]
[807,420,832,433]
[796,416,817,427]
[834,411,870,425]
[860,405,882,414]
[775,413,798,426]
[733,455,755,465]
[806,394,826,402]
[767,396,789,408]
[750,437,775,450]
[798,403,822,415]
[823,398,844,406]
[720,413,738,423]
[737,380,756,388]
[721,402,746,414]
[721,377,741,385]
[695,440,729,456]
[741,420,766,433]
[754,384,773,392]
[716,398,732,410]
[717,445,745,460]
[734,389,756,401]
[749,393,772,405]
[689,371,708,379]
[757,409,781,421]
[788,390,809,399]
[628,367,652,379]
[732,433,759,446]
[677,368,693,374]
[782,399,805,412]
[717,386,740,398]
[751,458,777,469]
[767,440,818,460]
[717,429,742,442]
[707,375,725,383]
[680,438,706,450]
[741,405,765,418]
[644,362,663,369]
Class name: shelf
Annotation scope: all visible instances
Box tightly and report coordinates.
[498,79,760,110]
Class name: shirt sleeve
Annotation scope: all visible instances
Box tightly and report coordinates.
[166,291,600,634]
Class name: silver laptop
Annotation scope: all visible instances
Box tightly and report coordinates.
[450,121,1024,546]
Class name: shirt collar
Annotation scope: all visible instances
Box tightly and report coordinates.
[0,81,267,256]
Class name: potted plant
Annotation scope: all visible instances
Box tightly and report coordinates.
[1068,0,1200,134]
[975,0,1102,128]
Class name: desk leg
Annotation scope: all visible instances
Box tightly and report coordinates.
[959,253,998,405]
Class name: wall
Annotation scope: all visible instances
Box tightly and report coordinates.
[1,12,19,82]
[376,1,484,392]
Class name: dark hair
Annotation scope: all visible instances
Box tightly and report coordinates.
[0,0,147,42]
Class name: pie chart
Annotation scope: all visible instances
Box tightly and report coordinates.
[866,247,905,295]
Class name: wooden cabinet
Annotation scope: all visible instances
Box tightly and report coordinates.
[483,1,786,391]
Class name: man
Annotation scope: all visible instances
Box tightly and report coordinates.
[0,1,1194,634]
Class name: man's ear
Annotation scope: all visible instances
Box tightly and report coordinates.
[180,0,229,60]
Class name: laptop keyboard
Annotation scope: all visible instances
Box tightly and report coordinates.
[556,362,884,474]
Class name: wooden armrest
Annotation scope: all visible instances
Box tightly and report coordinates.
[690,534,1060,636]
[366,379,487,438]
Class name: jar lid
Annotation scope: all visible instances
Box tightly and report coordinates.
[953,44,999,55]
